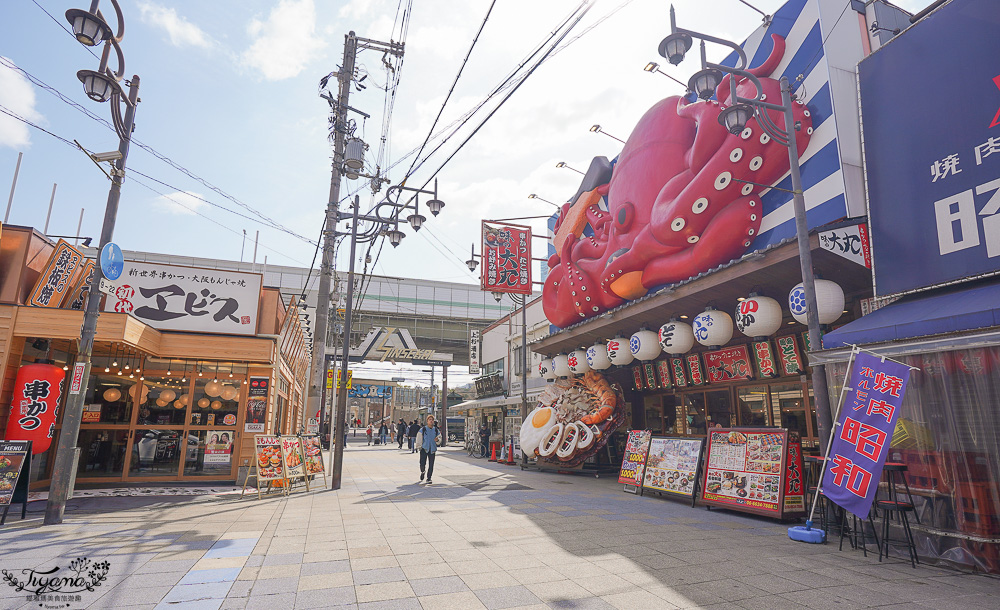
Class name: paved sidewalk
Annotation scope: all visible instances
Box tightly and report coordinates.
[2,438,998,610]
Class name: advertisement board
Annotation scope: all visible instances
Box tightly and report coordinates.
[469,329,481,375]
[481,221,531,295]
[703,346,754,384]
[618,430,652,490]
[245,376,269,433]
[101,261,262,335]
[26,240,85,308]
[204,431,233,465]
[641,437,704,501]
[0,440,30,507]
[860,0,1000,295]
[280,436,309,490]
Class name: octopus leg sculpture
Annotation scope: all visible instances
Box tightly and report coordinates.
[544,35,812,329]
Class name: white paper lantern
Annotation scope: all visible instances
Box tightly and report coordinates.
[693,308,734,347]
[586,343,611,370]
[735,295,783,338]
[552,354,572,378]
[221,385,239,401]
[789,280,846,325]
[567,349,591,375]
[606,337,634,366]
[539,358,557,381]
[658,321,694,355]
[160,389,176,403]
[630,330,662,361]
[204,380,223,397]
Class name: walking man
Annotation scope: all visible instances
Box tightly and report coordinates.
[379,421,389,446]
[396,418,406,449]
[366,424,373,445]
[418,414,443,484]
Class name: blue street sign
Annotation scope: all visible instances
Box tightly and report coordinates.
[100,242,124,281]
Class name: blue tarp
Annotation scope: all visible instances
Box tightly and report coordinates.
[823,282,1000,349]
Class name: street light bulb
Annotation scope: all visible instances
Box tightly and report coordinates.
[76,70,118,103]
[719,103,755,135]
[644,62,658,72]
[407,213,426,231]
[589,125,601,133]
[492,291,503,303]
[658,32,692,66]
[425,199,445,217]
[65,8,112,47]
[556,162,566,168]
[387,228,405,247]
[465,258,479,272]
[689,68,723,100]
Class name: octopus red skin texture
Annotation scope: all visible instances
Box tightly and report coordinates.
[543,35,812,329]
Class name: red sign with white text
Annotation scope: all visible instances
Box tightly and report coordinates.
[481,222,532,295]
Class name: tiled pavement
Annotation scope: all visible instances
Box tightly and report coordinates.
[2,436,999,610]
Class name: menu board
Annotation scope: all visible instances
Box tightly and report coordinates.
[618,430,652,488]
[253,435,285,482]
[642,437,704,499]
[701,428,804,518]
[280,436,310,490]
[301,435,325,476]
[0,441,30,507]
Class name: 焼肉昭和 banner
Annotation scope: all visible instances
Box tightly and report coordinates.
[860,0,1000,296]
[102,261,262,335]
[821,351,910,519]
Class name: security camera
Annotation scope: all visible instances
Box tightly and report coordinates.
[91,150,123,163]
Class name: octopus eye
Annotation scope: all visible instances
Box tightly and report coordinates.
[750,214,757,221]
[729,148,743,162]
[687,235,699,243]
[616,202,635,230]
[714,172,731,190]
[748,228,756,235]
[740,127,753,140]
[691,198,709,214]
[741,183,753,196]
[803,109,811,117]
[759,133,770,145]
[749,156,763,171]
[807,127,814,135]
[748,200,756,207]
[671,217,686,232]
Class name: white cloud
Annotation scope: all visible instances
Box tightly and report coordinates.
[0,57,42,150]
[137,2,212,49]
[241,0,326,81]
[151,191,209,216]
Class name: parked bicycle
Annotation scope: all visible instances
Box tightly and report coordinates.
[467,439,487,458]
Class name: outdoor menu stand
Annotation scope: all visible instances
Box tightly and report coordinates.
[0,441,32,527]
[639,436,706,508]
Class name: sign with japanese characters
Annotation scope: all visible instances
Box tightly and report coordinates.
[752,340,778,378]
[252,435,285,482]
[642,363,658,390]
[469,329,481,375]
[631,366,644,391]
[670,357,688,387]
[685,354,705,386]
[101,261,261,335]
[280,436,309,489]
[703,346,754,384]
[822,351,911,518]
[245,376,269,433]
[618,430,652,487]
[776,336,803,376]
[3,363,64,455]
[481,221,531,295]
[26,240,85,308]
[655,360,673,389]
[860,0,1000,295]
[65,259,96,311]
[819,223,871,268]
[642,437,704,498]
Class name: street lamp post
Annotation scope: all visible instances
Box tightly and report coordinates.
[492,291,527,463]
[330,183,446,489]
[661,7,833,450]
[555,162,584,176]
[46,0,138,526]
[588,124,626,144]
[642,61,689,89]
[527,194,559,208]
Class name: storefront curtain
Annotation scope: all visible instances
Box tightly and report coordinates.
[825,346,1000,573]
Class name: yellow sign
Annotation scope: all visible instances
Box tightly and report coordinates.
[336,369,353,389]
[326,370,334,390]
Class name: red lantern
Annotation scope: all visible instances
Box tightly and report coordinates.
[4,362,65,455]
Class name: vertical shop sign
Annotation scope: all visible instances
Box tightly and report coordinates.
[655,360,673,389]
[643,363,658,390]
[618,430,652,490]
[784,433,806,512]
[481,221,532,295]
[822,351,911,518]
[3,363,65,455]
[631,366,644,391]
[686,354,705,386]
[703,346,754,383]
[670,357,688,387]
[752,340,778,378]
[245,376,269,433]
[26,240,84,308]
[776,336,803,376]
[469,329,481,375]
[65,259,96,310]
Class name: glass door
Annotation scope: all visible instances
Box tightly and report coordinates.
[737,385,770,426]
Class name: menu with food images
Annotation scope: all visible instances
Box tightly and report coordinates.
[301,435,325,476]
[642,437,704,498]
[701,428,804,518]
[0,441,31,506]
[280,436,309,489]
[618,430,652,487]
[253,435,286,482]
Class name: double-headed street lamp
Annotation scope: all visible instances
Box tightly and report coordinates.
[660,6,833,450]
[46,0,139,526]
[329,183,446,489]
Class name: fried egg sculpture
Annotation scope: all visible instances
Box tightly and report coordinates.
[520,370,624,466]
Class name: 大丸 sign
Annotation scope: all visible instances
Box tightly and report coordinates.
[481,221,531,295]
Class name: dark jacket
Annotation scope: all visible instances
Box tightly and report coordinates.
[379,424,388,435]
[407,422,419,437]
[397,422,406,437]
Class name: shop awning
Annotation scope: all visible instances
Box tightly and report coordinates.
[823,281,1000,349]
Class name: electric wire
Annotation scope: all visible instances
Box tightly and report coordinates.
[30,0,101,60]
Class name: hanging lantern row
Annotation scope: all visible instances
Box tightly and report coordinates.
[538,280,845,378]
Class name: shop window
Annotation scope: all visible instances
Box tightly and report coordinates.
[81,373,137,425]
[643,395,663,434]
[706,390,735,428]
[772,383,809,441]
[184,430,234,476]
[189,377,240,428]
[129,429,182,477]
[661,395,680,434]
[483,358,504,376]
[77,429,129,478]
[737,386,770,426]
[136,381,188,426]
[683,393,706,435]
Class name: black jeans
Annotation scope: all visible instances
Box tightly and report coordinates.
[419,449,436,480]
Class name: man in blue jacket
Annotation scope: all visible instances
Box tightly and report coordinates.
[418,414,443,484]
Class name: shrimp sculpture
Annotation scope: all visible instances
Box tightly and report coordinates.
[521,370,624,466]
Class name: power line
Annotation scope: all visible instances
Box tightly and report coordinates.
[30,0,101,60]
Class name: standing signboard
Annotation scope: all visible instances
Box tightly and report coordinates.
[242,435,286,500]
[301,435,327,487]
[481,221,532,295]
[700,428,806,519]
[469,329,481,375]
[821,351,911,518]
[642,437,705,505]
[618,430,652,493]
[101,261,262,335]
[245,376,269,433]
[280,436,310,491]
[860,0,1000,296]
[0,440,31,525]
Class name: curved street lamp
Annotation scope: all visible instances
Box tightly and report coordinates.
[47,0,140,526]
[663,6,833,452]
[589,124,626,144]
[555,161,584,176]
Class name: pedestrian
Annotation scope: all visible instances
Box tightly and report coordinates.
[366,424,373,445]
[407,419,419,453]
[379,421,389,446]
[344,419,349,445]
[396,418,406,449]
[479,423,491,458]
[418,414,443,484]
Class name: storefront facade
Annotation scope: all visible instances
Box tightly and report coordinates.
[0,226,309,487]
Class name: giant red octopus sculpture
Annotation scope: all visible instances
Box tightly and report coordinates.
[543,35,812,329]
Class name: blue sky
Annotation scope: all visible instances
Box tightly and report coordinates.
[2,0,931,287]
